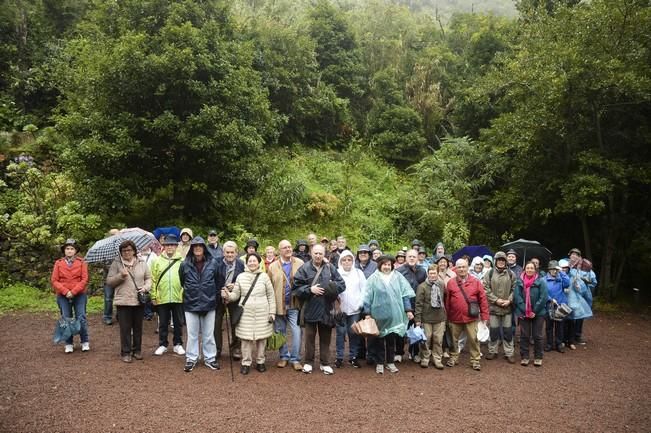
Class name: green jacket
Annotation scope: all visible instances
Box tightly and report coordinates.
[151,252,183,304]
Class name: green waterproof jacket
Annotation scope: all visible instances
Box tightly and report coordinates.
[151,252,184,304]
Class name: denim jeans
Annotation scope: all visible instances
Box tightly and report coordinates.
[274,308,301,363]
[103,284,114,321]
[57,293,89,344]
[335,312,361,360]
[185,310,217,363]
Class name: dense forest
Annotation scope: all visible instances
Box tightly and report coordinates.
[0,0,649,302]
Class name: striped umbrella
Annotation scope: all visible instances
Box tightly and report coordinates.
[85,228,157,264]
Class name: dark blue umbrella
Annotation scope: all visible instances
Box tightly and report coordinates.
[152,226,180,241]
[452,245,493,263]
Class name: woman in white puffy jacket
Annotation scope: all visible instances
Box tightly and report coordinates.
[335,250,367,368]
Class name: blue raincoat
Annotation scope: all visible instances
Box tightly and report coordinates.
[566,269,593,320]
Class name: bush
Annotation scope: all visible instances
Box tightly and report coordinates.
[0,283,103,314]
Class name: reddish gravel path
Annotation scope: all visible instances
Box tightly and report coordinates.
[1,312,650,432]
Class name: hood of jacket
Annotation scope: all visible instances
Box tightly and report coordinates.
[180,227,194,241]
[470,256,484,269]
[185,236,212,261]
[337,250,356,275]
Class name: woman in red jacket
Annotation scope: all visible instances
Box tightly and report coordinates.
[51,239,89,353]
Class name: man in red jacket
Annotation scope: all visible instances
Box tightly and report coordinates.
[445,258,489,371]
[51,239,89,353]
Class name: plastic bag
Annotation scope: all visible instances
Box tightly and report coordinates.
[477,321,489,343]
[265,332,287,351]
[53,317,81,344]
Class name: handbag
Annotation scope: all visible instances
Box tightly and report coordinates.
[266,331,287,351]
[457,278,480,318]
[352,316,380,337]
[53,316,81,344]
[230,273,261,326]
[126,264,151,305]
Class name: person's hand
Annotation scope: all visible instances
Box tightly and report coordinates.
[269,314,275,323]
[120,268,128,278]
[503,299,510,307]
[65,291,73,299]
[221,288,229,300]
[310,284,325,296]
[406,311,414,321]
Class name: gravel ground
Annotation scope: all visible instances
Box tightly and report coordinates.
[1,312,650,432]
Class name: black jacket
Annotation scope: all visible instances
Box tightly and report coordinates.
[179,237,219,313]
[293,261,346,325]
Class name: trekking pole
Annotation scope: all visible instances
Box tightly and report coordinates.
[223,302,235,382]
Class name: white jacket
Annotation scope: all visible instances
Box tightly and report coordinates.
[337,250,367,315]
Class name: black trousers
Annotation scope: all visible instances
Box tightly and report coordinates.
[117,305,144,356]
[545,317,565,349]
[369,333,399,364]
[519,316,544,360]
[215,302,240,355]
[157,303,184,347]
[304,322,333,366]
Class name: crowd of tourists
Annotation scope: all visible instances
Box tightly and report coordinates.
[51,231,596,375]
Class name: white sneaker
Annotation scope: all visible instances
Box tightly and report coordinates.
[302,364,313,374]
[173,345,185,356]
[320,365,334,375]
[393,355,402,363]
[81,342,90,352]
[154,346,168,356]
[64,344,74,353]
[386,363,399,373]
[413,355,421,363]
[376,364,384,374]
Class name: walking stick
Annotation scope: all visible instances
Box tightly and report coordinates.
[223,301,235,382]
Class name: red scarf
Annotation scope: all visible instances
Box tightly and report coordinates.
[522,273,537,319]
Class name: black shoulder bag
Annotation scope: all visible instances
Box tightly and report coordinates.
[126,264,151,305]
[230,273,261,326]
[457,278,480,318]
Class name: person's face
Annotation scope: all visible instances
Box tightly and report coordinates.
[562,266,570,273]
[223,246,236,262]
[358,250,369,263]
[412,245,420,252]
[456,261,468,278]
[406,251,417,266]
[311,245,325,265]
[337,238,346,249]
[418,253,426,262]
[298,245,306,252]
[341,255,353,271]
[307,234,317,246]
[524,263,536,276]
[474,263,483,272]
[548,268,558,277]
[372,250,382,261]
[247,255,260,271]
[396,255,405,264]
[570,252,581,261]
[121,245,135,260]
[246,246,256,254]
[164,244,177,256]
[437,260,448,272]
[427,269,437,281]
[265,247,275,260]
[192,245,204,259]
[484,260,492,269]
[506,254,516,265]
[64,246,77,258]
[208,234,218,245]
[330,241,338,251]
[279,241,293,259]
[380,261,392,273]
[531,258,540,270]
[495,258,506,270]
[181,233,190,242]
[436,246,445,255]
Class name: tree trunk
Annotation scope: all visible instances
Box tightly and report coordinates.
[579,215,592,260]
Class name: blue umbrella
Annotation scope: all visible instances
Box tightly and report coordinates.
[152,226,180,241]
[452,245,493,263]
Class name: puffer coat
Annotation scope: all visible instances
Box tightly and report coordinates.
[227,269,275,341]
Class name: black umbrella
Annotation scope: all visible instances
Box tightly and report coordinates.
[501,239,552,267]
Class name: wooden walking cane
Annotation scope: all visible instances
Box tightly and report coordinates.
[223,298,235,382]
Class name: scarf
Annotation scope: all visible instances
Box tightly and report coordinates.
[522,273,537,319]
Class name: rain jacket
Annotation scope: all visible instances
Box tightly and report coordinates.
[355,257,377,279]
[107,257,152,307]
[363,271,415,337]
[150,251,183,304]
[566,269,593,319]
[445,275,489,323]
[179,237,219,313]
[513,275,549,320]
[483,267,516,315]
[415,278,447,324]
[338,250,367,315]
[226,268,275,341]
[267,256,304,315]
[293,260,345,326]
[51,257,88,296]
[545,271,570,305]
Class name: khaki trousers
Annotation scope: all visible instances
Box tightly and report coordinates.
[449,321,481,365]
[419,322,446,362]
[241,339,266,366]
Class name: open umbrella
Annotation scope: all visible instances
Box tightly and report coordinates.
[501,239,552,267]
[85,228,157,264]
[452,245,493,263]
[152,226,180,242]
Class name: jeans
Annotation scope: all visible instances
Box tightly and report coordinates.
[116,305,144,356]
[143,301,154,320]
[103,284,114,322]
[185,310,217,363]
[335,313,361,360]
[57,294,89,344]
[274,309,301,363]
[157,303,184,347]
[519,316,545,360]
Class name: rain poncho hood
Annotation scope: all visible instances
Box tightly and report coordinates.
[337,250,366,315]
[363,270,415,337]
[470,256,486,279]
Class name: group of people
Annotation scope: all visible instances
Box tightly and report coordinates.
[51,231,596,375]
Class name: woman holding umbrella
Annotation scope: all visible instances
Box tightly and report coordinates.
[51,239,89,353]
[107,240,152,363]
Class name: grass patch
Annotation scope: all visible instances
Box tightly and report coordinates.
[0,283,103,315]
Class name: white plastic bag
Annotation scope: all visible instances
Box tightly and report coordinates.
[477,321,489,343]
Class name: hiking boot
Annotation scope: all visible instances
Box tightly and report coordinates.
[472,363,481,371]
[240,365,250,375]
[349,359,361,368]
[335,359,343,368]
[556,345,565,354]
[376,364,384,374]
[103,319,113,326]
[386,363,399,373]
[183,360,197,372]
[64,344,74,354]
[154,345,168,356]
[173,345,185,356]
[521,359,530,367]
[320,365,334,375]
[446,359,456,368]
[413,355,421,364]
[433,359,444,370]
[256,363,266,373]
[485,352,497,360]
[420,360,429,368]
[277,360,288,368]
[534,359,543,367]
[132,352,143,360]
[292,362,303,371]
[506,355,516,364]
[205,359,220,370]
